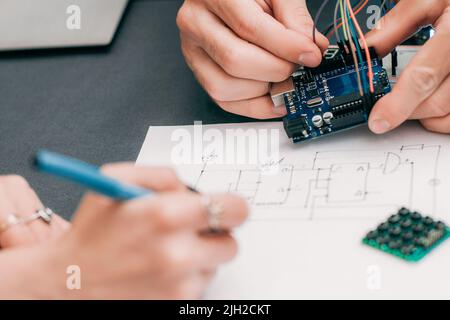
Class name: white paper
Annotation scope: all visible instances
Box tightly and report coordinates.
[137,121,450,299]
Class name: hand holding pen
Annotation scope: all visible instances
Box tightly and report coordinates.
[30,151,248,299]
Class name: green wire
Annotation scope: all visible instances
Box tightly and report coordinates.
[339,0,348,41]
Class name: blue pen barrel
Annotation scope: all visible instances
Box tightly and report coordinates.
[34,150,150,200]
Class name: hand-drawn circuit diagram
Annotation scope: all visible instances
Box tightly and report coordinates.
[192,144,442,220]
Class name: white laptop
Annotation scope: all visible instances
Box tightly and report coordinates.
[0,0,129,51]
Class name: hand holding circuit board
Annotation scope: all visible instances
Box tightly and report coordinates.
[272,0,450,142]
[177,0,450,137]
[177,0,329,119]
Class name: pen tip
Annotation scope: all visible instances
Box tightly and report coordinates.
[30,151,41,170]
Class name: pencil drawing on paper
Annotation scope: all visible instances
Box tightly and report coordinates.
[192,144,442,220]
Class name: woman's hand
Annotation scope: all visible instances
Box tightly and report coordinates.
[367,0,450,134]
[177,0,329,119]
[0,175,70,248]
[52,164,248,299]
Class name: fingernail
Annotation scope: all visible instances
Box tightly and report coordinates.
[273,106,287,116]
[369,119,391,134]
[298,52,319,66]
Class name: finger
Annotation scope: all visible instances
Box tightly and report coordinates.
[199,269,216,298]
[201,268,216,282]
[368,9,450,134]
[24,193,71,239]
[49,215,71,236]
[192,233,238,269]
[76,165,181,224]
[181,36,270,101]
[271,0,329,52]
[172,272,213,299]
[178,2,295,82]
[205,0,323,66]
[255,0,273,15]
[126,192,249,232]
[0,177,34,247]
[366,0,448,57]
[3,179,53,242]
[0,176,69,246]
[217,95,286,119]
[420,113,450,133]
[410,76,450,119]
[101,163,185,192]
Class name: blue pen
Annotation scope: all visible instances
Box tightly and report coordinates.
[33,150,150,200]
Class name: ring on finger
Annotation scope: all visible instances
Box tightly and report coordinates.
[201,195,224,232]
[0,207,54,234]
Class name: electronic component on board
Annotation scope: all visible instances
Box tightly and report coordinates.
[363,208,450,262]
[271,45,392,143]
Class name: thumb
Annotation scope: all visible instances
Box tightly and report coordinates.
[270,0,329,53]
[365,0,447,57]
[71,164,185,227]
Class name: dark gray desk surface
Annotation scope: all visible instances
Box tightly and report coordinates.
[0,0,351,219]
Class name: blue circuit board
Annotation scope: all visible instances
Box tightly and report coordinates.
[282,48,391,143]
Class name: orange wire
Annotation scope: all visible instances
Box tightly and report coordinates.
[345,0,374,93]
[327,0,369,39]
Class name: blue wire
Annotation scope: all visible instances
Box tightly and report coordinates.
[346,7,368,93]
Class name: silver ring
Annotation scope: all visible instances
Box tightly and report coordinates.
[201,195,224,232]
[0,207,54,234]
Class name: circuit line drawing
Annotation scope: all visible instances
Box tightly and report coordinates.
[192,144,442,220]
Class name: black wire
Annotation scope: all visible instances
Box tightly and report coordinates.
[323,24,335,37]
[381,0,390,14]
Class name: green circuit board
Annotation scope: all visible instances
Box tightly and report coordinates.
[363,208,450,262]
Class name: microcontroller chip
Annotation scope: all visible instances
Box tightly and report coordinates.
[307,87,320,98]
[363,208,450,262]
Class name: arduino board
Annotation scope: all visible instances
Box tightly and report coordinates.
[271,46,391,143]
